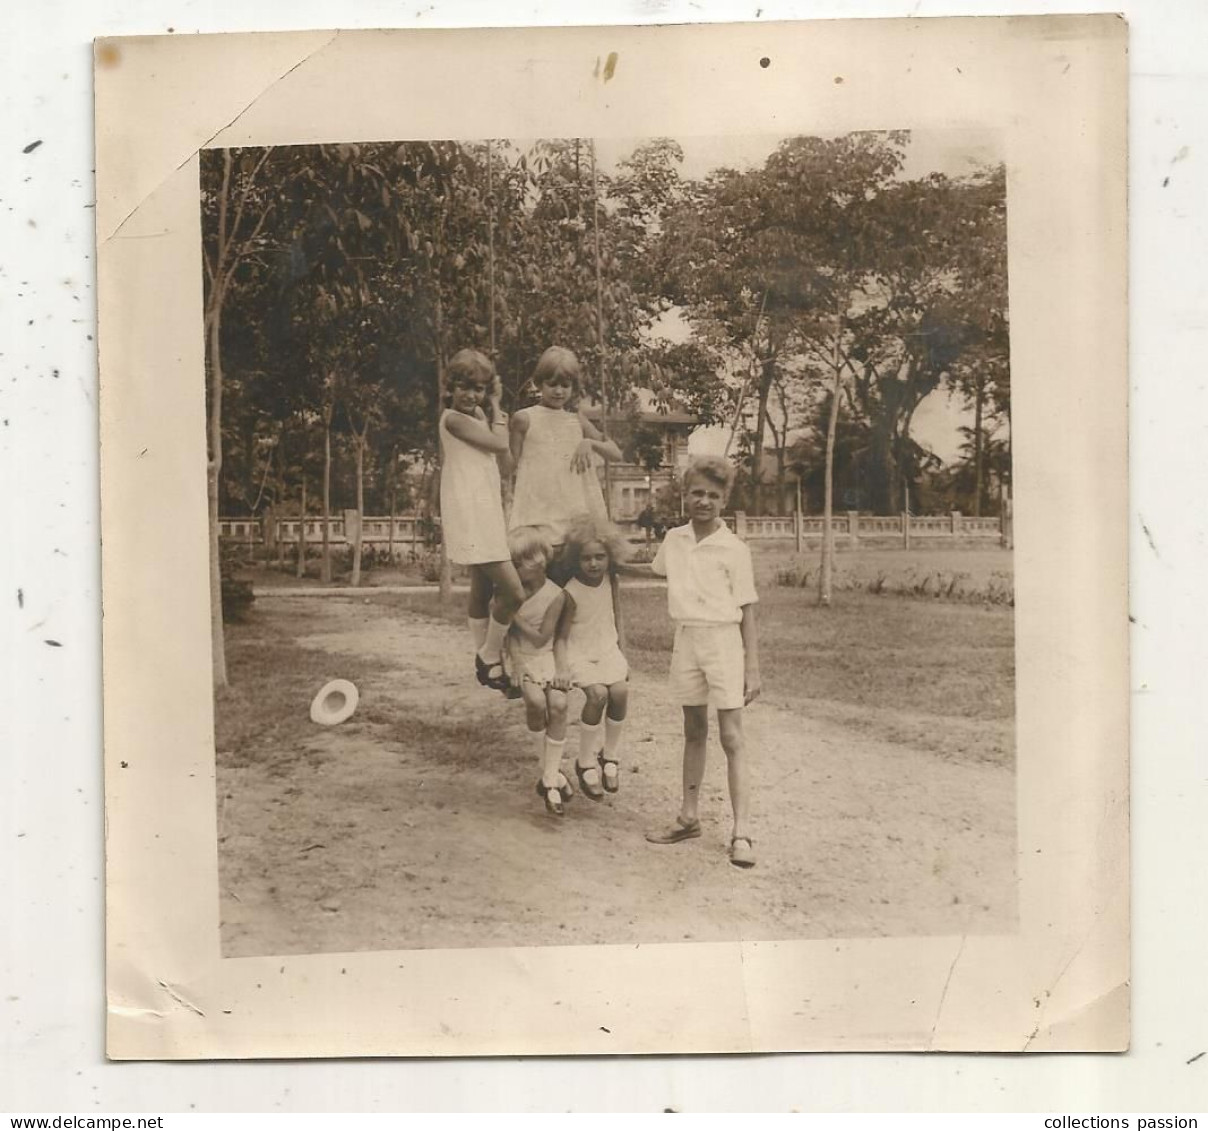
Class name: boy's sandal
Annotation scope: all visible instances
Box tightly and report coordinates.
[645,816,702,845]
[729,836,756,869]
[574,759,605,801]
[600,756,621,794]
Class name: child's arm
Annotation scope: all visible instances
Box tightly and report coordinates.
[610,572,627,654]
[739,602,761,705]
[552,591,576,690]
[510,589,566,649]
[571,412,624,471]
[444,408,510,454]
[509,409,528,466]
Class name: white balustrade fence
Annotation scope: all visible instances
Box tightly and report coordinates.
[220,507,1012,550]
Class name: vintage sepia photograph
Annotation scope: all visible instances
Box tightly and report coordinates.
[98,18,1128,1058]
[202,130,1016,959]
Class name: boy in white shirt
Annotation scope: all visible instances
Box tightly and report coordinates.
[642,456,761,868]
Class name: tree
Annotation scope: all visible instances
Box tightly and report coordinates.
[201,146,293,685]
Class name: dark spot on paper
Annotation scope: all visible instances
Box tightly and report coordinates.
[138,448,148,458]
[1141,521,1158,556]
[759,56,770,69]
[1128,614,1136,624]
[1063,62,1071,73]
[955,67,963,74]
[1163,176,1170,188]
[52,369,60,379]
[602,51,618,82]
[22,140,43,155]
[17,589,23,609]
[834,75,843,84]
[120,761,128,769]
[44,639,62,647]
[97,43,121,68]
[222,1010,232,1015]
[599,1025,611,1033]
[1188,1051,1205,1065]
[168,26,175,32]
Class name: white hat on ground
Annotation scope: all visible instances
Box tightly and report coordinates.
[309,679,359,726]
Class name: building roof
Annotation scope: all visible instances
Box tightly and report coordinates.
[580,405,699,427]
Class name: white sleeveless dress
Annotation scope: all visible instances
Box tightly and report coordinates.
[505,578,563,686]
[509,405,609,541]
[564,576,629,687]
[438,409,510,565]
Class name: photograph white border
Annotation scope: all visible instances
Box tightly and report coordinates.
[96,15,1127,1060]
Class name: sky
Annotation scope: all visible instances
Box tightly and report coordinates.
[597,128,1004,464]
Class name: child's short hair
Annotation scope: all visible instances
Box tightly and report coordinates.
[561,513,631,577]
[445,348,494,402]
[684,455,736,494]
[532,346,583,399]
[508,525,554,568]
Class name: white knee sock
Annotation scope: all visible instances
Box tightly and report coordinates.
[467,616,489,650]
[543,737,566,785]
[578,720,602,766]
[604,716,625,762]
[478,615,507,664]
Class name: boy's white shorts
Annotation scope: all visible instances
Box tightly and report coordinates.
[670,623,745,711]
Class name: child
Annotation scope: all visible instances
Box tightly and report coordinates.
[505,526,574,817]
[640,456,761,868]
[553,516,630,800]
[438,348,524,693]
[509,347,623,565]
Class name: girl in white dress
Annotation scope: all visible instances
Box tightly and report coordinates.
[509,347,622,566]
[553,516,631,800]
[438,349,524,692]
[505,526,575,817]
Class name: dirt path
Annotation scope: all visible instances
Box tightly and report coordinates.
[218,598,1015,957]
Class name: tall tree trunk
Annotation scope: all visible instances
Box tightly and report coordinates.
[273,431,285,569]
[818,313,843,608]
[590,139,613,518]
[206,307,228,687]
[972,378,985,517]
[387,443,398,565]
[750,359,774,516]
[296,474,307,579]
[351,426,366,588]
[434,291,453,602]
[321,401,333,584]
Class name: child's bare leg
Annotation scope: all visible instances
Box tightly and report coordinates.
[521,682,554,782]
[545,687,568,744]
[476,561,524,682]
[600,681,628,792]
[679,705,709,825]
[466,566,493,649]
[578,684,606,761]
[575,684,607,796]
[580,684,607,728]
[717,707,750,843]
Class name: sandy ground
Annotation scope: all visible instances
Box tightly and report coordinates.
[218,598,1016,957]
